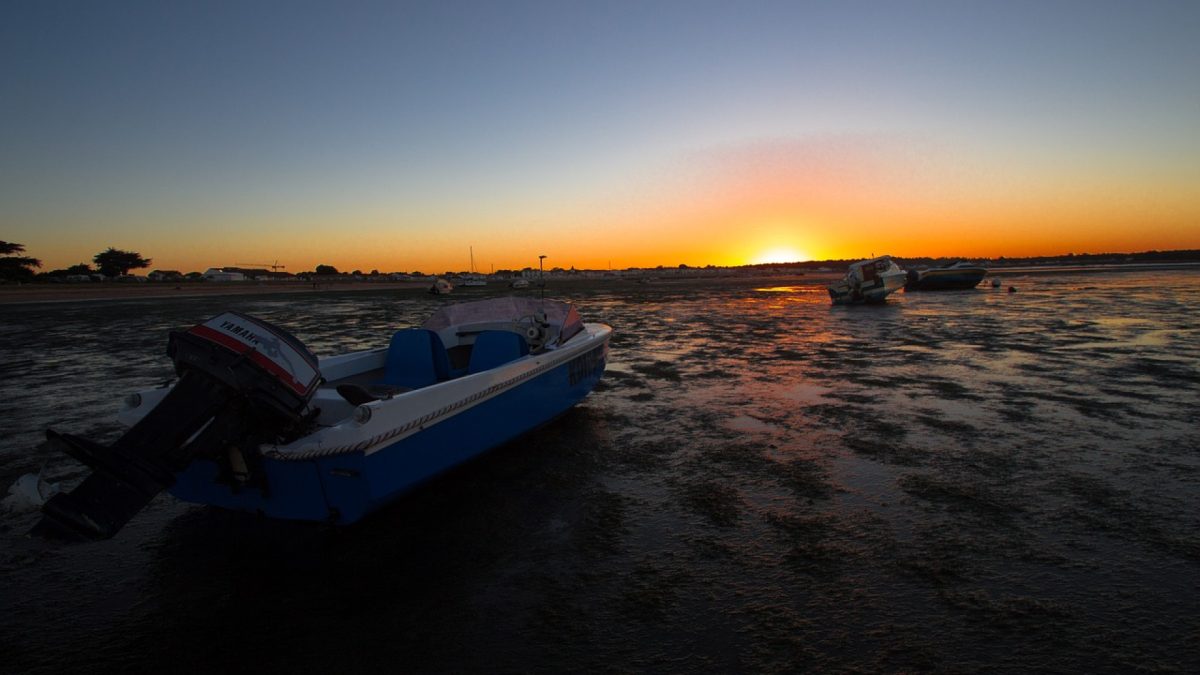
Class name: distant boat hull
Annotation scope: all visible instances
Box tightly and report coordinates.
[905,264,988,291]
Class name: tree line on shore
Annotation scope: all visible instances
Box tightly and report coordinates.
[1,243,152,282]
[0,242,452,283]
[3,240,1199,284]
[0,242,543,283]
[746,250,1200,271]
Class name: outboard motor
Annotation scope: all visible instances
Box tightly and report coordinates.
[33,312,321,541]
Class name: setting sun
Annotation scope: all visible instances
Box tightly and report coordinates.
[751,247,809,265]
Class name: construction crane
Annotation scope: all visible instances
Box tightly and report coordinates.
[236,260,287,272]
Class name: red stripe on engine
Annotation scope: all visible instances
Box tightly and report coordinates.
[189,324,309,395]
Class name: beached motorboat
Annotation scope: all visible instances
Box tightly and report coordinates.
[827,256,907,305]
[35,297,611,540]
[429,277,454,294]
[904,261,988,291]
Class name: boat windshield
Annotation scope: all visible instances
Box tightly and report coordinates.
[421,297,584,346]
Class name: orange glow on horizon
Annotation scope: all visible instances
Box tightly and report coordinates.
[14,135,1199,274]
[24,207,1198,274]
[750,247,810,265]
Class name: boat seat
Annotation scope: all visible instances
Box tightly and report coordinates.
[467,330,529,374]
[377,328,452,390]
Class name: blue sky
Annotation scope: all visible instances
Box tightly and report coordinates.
[3,0,1198,271]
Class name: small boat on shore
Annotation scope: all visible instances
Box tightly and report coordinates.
[429,277,454,294]
[35,297,611,540]
[904,261,988,291]
[827,256,907,305]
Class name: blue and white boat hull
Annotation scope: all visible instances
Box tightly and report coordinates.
[168,330,609,523]
[30,298,614,539]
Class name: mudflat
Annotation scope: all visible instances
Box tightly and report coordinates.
[2,268,1197,672]
[0,280,431,305]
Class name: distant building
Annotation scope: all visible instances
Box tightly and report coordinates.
[223,267,270,280]
[203,268,246,282]
[148,270,183,281]
[225,266,292,280]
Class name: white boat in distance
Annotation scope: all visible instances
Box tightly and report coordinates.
[827,256,907,305]
[429,277,454,294]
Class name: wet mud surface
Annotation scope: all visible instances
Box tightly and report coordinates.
[2,271,1198,673]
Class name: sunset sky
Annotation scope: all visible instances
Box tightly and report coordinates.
[3,1,1198,274]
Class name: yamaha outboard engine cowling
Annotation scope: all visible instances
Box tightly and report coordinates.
[34,312,321,541]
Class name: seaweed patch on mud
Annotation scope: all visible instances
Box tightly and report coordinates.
[734,603,823,671]
[1117,357,1200,384]
[632,360,683,382]
[773,348,808,361]
[798,402,869,433]
[776,459,833,500]
[571,487,633,557]
[692,366,740,380]
[914,412,979,437]
[898,473,1023,523]
[843,434,931,466]
[1051,471,1200,560]
[598,368,647,384]
[690,440,779,478]
[998,400,1039,424]
[830,391,880,405]
[606,438,679,473]
[617,558,691,622]
[1024,389,1139,420]
[676,479,743,527]
[920,378,986,401]
[762,511,850,575]
[894,551,968,585]
[938,588,1076,633]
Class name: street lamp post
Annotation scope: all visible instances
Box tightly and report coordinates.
[538,254,547,298]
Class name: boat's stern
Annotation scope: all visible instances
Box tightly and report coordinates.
[34,312,325,540]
